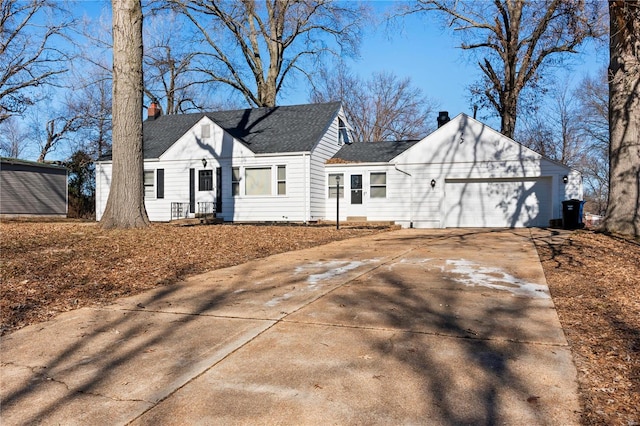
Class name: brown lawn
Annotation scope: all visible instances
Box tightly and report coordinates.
[1,221,638,424]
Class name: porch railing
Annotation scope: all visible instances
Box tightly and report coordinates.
[170,201,218,221]
[197,202,216,218]
[170,202,190,220]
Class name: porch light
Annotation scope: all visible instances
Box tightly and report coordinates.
[430,179,436,189]
[202,158,207,168]
[562,175,568,184]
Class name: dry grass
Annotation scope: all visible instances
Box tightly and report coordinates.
[535,230,640,425]
[0,221,384,335]
[1,221,638,424]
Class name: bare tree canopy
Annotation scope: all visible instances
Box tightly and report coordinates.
[100,0,149,229]
[167,0,368,107]
[143,12,213,114]
[0,0,71,123]
[311,65,438,142]
[406,0,604,138]
[602,0,640,238]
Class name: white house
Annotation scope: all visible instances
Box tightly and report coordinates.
[96,104,582,228]
[325,113,582,228]
[96,102,351,223]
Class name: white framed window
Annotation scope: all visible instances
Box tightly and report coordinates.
[370,172,387,198]
[245,167,271,196]
[338,118,350,145]
[328,173,344,198]
[199,170,213,191]
[144,170,155,199]
[277,165,286,195]
[231,167,240,196]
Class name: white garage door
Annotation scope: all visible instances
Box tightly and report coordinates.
[444,177,552,228]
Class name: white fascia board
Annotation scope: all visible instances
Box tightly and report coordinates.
[325,162,390,168]
[254,151,312,158]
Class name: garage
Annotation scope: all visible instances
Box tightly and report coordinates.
[444,177,552,228]
[326,112,582,229]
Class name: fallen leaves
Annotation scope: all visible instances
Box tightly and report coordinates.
[535,230,640,425]
[0,221,385,336]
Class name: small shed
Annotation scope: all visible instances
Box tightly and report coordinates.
[0,157,68,217]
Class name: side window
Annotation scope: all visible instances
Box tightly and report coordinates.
[338,118,350,145]
[328,173,344,198]
[144,170,155,198]
[277,165,286,195]
[231,167,240,196]
[370,172,387,198]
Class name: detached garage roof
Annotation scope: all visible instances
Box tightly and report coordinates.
[329,140,420,163]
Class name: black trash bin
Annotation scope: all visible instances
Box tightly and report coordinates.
[562,199,585,229]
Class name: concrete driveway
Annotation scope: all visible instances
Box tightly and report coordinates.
[1,228,580,425]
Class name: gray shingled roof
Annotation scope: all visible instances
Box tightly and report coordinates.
[331,140,420,163]
[99,102,342,161]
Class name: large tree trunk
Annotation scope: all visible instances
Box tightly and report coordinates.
[100,0,149,229]
[602,0,640,238]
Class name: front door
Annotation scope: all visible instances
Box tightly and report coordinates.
[351,174,362,204]
[349,174,366,217]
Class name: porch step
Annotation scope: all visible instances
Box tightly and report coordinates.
[170,217,223,226]
[317,219,399,229]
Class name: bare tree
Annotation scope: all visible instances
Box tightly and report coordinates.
[602,0,640,238]
[100,0,149,229]
[576,70,609,216]
[0,116,27,157]
[406,0,604,138]
[36,113,83,162]
[143,12,212,114]
[311,65,438,141]
[167,0,368,107]
[0,0,72,123]
[517,78,582,166]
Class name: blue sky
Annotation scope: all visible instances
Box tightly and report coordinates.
[43,0,608,158]
[74,0,607,126]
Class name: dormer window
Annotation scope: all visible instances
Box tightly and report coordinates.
[338,118,351,145]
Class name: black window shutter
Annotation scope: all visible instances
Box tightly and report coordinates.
[156,169,164,199]
[189,168,195,213]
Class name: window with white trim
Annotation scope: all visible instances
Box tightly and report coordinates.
[245,167,271,196]
[370,172,387,198]
[231,167,240,196]
[277,165,286,195]
[199,170,213,191]
[144,170,155,198]
[338,118,350,145]
[328,173,344,198]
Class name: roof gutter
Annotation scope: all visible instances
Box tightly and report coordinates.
[394,163,413,228]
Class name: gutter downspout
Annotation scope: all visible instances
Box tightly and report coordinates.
[394,163,413,228]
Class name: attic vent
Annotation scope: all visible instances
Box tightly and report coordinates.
[338,118,351,145]
[201,124,211,139]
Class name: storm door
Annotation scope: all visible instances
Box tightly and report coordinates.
[351,174,363,204]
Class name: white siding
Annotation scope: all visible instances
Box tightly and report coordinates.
[96,115,331,223]
[223,154,308,222]
[309,113,343,221]
[95,162,111,220]
[325,114,582,229]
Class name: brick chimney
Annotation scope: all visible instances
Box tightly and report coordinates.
[147,100,161,120]
[437,111,450,128]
